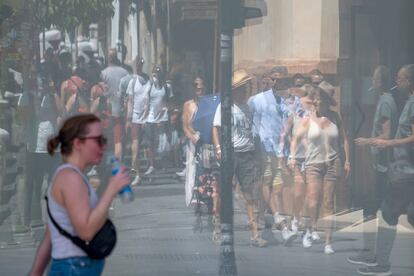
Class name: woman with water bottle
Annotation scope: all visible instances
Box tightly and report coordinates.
[29,114,131,276]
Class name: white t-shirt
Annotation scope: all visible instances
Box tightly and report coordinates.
[127,76,150,124]
[213,103,254,152]
[147,85,169,123]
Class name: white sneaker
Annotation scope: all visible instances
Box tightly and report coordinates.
[131,175,140,186]
[87,166,98,177]
[281,227,297,245]
[273,213,286,226]
[291,218,299,234]
[324,244,335,255]
[311,231,321,241]
[144,166,155,175]
[176,169,186,177]
[302,230,312,248]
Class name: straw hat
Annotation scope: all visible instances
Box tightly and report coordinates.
[318,81,337,106]
[232,69,253,90]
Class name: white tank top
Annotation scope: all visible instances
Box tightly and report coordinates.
[47,164,99,259]
[305,119,339,165]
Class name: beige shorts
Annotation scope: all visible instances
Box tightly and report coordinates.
[263,155,292,186]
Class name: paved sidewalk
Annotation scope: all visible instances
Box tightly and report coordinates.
[0,180,413,276]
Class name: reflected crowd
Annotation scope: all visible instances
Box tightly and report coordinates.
[0,38,413,276]
[181,64,414,276]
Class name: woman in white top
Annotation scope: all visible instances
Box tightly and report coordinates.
[290,87,350,254]
[29,114,130,276]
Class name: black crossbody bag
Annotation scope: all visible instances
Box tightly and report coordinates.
[45,196,117,260]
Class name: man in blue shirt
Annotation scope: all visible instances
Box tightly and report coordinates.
[248,66,296,244]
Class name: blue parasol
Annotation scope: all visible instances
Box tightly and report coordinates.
[192,94,221,145]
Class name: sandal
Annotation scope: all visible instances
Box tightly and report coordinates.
[212,229,221,245]
[250,236,268,248]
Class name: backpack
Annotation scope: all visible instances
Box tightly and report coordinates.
[67,78,89,116]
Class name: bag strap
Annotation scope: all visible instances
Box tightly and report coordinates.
[148,81,154,99]
[132,76,138,93]
[45,164,91,240]
[68,77,82,94]
[44,195,77,240]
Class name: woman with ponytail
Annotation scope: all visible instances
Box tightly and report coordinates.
[29,114,130,276]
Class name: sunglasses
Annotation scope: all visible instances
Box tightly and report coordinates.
[80,135,107,147]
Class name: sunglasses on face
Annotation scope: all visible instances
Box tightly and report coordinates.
[80,135,107,147]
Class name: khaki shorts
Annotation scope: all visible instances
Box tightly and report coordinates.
[305,158,342,185]
[263,155,292,186]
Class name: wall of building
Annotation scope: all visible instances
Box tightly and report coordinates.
[233,0,340,74]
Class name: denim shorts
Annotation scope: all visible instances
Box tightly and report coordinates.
[48,256,105,276]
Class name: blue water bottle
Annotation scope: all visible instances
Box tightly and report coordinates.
[110,156,134,203]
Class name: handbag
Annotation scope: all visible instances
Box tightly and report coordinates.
[45,196,117,259]
[157,132,171,154]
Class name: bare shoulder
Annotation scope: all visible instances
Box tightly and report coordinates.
[183,99,195,108]
[301,117,311,128]
[183,100,196,113]
[60,80,68,90]
[53,168,88,203]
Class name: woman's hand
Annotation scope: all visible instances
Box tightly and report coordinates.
[215,147,222,161]
[288,158,297,171]
[344,162,351,179]
[191,132,200,145]
[108,166,131,195]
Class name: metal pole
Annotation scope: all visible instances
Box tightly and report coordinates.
[166,0,170,73]
[153,0,158,66]
[218,0,237,274]
[213,4,220,94]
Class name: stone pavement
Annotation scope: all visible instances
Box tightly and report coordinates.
[0,172,413,276]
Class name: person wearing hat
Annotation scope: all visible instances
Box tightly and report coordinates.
[309,69,336,98]
[212,69,267,247]
[290,86,350,254]
[125,58,151,185]
[141,66,173,176]
[318,80,336,98]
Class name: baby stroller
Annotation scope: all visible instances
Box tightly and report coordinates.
[191,166,218,233]
[193,168,216,215]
